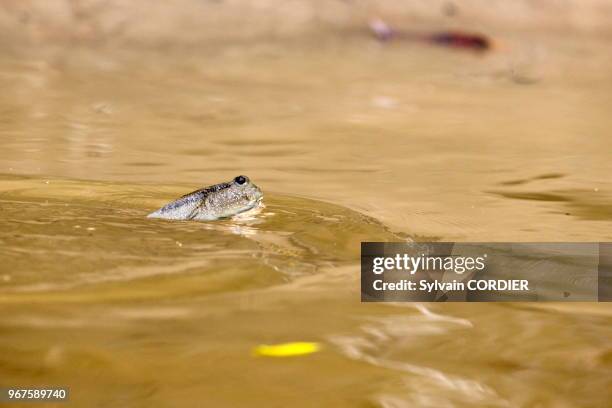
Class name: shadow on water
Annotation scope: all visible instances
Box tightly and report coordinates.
[488,188,612,221]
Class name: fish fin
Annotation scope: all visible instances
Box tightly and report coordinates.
[185,195,209,220]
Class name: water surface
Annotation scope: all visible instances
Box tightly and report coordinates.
[0,31,611,407]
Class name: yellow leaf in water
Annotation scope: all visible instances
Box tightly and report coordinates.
[253,342,321,357]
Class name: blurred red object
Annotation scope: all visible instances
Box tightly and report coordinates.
[369,19,491,51]
[429,32,490,50]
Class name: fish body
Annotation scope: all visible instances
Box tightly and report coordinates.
[147,175,263,221]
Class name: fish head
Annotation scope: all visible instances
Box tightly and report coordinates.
[207,175,263,218]
[233,174,263,206]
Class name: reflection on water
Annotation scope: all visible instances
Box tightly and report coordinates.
[0,29,611,407]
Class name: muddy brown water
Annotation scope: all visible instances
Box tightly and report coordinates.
[0,31,611,407]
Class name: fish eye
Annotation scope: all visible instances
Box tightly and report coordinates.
[234,175,247,185]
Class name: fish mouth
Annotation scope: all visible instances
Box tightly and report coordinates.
[250,196,264,210]
[249,187,264,204]
[230,198,264,220]
[239,193,263,212]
